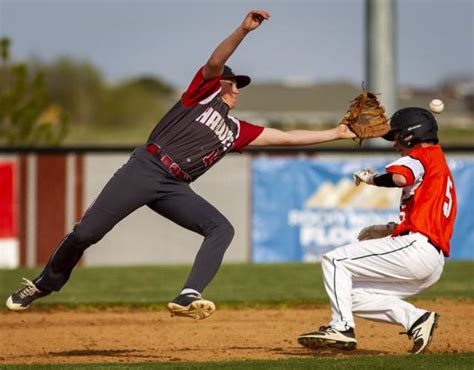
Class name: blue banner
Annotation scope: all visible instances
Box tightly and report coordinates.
[252,156,474,262]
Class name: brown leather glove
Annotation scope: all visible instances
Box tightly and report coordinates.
[339,89,390,146]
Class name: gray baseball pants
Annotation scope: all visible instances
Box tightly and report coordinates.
[34,146,234,293]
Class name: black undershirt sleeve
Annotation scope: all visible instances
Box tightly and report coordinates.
[373,173,399,187]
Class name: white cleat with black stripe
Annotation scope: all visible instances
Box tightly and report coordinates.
[405,311,439,354]
[298,326,357,350]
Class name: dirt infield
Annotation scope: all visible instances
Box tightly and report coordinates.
[1,300,472,365]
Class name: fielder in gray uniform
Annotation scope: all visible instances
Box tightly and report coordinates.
[6,10,355,319]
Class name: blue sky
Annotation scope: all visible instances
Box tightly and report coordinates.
[1,0,473,89]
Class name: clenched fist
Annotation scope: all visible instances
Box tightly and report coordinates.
[353,168,376,186]
[240,10,270,32]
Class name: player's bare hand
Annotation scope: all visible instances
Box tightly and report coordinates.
[241,10,270,32]
[358,223,396,241]
[336,124,356,140]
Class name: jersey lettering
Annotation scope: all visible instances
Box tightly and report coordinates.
[207,111,223,130]
[203,149,220,167]
[399,204,407,223]
[196,107,214,123]
[443,177,454,218]
[195,107,234,150]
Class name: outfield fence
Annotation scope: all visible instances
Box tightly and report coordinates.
[0,146,473,267]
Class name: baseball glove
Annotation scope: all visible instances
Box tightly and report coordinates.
[339,89,390,146]
[357,222,397,241]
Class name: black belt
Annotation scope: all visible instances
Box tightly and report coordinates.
[146,143,192,183]
[399,230,443,255]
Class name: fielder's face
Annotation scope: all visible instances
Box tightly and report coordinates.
[220,79,239,109]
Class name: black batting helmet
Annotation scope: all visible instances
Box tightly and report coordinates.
[221,65,251,89]
[383,107,439,147]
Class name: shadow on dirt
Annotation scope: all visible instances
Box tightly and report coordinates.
[49,349,136,357]
[48,349,163,359]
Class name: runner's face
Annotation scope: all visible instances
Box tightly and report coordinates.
[393,132,411,156]
[220,79,239,109]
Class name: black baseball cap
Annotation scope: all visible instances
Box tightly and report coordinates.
[221,65,251,89]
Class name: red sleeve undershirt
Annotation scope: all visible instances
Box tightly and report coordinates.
[181,66,221,108]
[232,120,264,153]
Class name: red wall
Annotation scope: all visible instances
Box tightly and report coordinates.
[0,163,16,238]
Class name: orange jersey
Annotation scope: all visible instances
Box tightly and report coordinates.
[386,145,457,256]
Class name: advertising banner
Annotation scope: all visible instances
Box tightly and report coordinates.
[252,156,474,262]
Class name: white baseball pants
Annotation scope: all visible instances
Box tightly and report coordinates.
[321,232,444,332]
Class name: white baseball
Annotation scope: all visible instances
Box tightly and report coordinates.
[429,99,444,114]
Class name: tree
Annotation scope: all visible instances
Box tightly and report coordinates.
[99,76,174,128]
[0,37,69,145]
[38,56,105,126]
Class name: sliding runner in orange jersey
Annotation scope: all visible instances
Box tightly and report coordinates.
[298,107,457,354]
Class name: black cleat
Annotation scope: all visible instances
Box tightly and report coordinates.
[6,278,51,311]
[298,326,357,350]
[405,312,439,354]
[167,293,216,320]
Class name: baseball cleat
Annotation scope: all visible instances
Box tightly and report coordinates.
[406,311,439,354]
[5,278,51,311]
[167,293,216,320]
[298,326,357,350]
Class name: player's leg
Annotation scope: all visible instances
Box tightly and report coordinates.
[6,151,160,310]
[323,234,442,329]
[298,233,443,351]
[350,257,443,354]
[351,268,443,329]
[147,181,234,319]
[351,284,425,327]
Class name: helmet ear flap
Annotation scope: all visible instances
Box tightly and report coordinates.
[400,133,414,147]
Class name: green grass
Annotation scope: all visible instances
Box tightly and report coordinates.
[62,123,154,146]
[0,262,472,309]
[438,126,474,146]
[1,263,472,368]
[1,353,473,369]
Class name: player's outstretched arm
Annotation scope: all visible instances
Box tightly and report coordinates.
[353,169,407,187]
[202,10,270,81]
[248,124,355,147]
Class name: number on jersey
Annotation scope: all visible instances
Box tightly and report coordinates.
[443,177,454,218]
